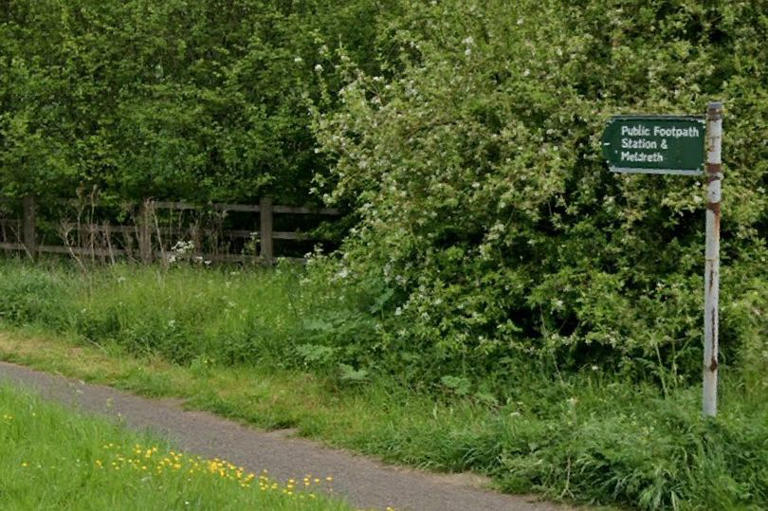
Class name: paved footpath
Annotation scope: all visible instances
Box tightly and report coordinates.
[0,361,574,511]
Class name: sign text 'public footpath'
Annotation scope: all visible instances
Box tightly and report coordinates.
[601,104,724,418]
[602,115,706,175]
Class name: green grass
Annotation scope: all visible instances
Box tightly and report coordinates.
[0,382,352,511]
[0,258,314,366]
[0,258,767,510]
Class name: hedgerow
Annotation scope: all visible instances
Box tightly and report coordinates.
[312,0,768,387]
[0,0,395,204]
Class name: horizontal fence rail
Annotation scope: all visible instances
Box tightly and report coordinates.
[0,197,341,265]
[149,201,340,216]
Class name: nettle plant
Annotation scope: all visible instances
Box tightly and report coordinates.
[313,0,768,388]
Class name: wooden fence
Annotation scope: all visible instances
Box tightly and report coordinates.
[0,196,340,264]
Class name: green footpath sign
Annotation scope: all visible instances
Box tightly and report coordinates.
[602,115,706,175]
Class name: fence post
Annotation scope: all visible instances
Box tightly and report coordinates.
[259,197,274,265]
[22,195,37,259]
[138,200,153,264]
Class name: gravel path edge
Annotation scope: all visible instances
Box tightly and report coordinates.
[0,360,574,511]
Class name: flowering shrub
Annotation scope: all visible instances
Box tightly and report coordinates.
[313,0,768,387]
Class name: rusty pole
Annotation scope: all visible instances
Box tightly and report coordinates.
[703,102,723,417]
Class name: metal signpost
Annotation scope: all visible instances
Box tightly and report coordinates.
[602,103,723,417]
[703,103,723,417]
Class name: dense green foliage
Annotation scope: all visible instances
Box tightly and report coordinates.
[313,0,768,385]
[4,0,767,384]
[0,0,391,203]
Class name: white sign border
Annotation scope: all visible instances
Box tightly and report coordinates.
[608,166,704,176]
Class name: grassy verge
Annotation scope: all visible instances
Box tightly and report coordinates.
[3,328,766,510]
[0,381,352,511]
[0,259,767,510]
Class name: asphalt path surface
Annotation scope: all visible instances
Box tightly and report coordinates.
[0,361,574,511]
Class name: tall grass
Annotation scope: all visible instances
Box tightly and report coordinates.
[1,257,767,509]
[0,259,324,366]
[0,382,351,510]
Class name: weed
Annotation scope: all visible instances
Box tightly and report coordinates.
[0,383,352,510]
